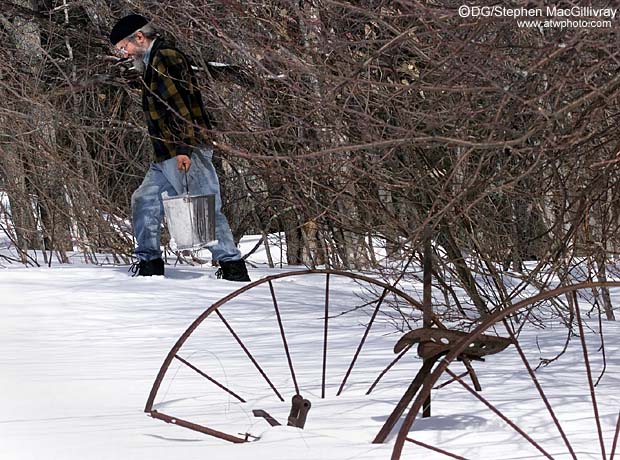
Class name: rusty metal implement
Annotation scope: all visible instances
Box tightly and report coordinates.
[394,327,513,360]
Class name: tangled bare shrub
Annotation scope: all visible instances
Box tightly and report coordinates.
[1,1,620,322]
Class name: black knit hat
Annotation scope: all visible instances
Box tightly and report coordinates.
[109,14,149,45]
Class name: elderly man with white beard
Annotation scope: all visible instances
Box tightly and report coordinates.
[109,14,250,281]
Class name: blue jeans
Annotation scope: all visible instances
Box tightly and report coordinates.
[131,147,242,262]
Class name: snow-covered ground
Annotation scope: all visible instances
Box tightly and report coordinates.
[2,239,620,460]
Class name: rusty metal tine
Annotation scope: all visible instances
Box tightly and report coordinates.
[288,394,303,427]
[391,282,620,460]
[366,344,412,395]
[215,310,284,402]
[337,288,388,396]
[373,357,438,444]
[445,368,556,460]
[296,398,311,428]
[610,410,620,460]
[149,410,246,443]
[253,409,282,427]
[432,370,469,390]
[573,291,607,460]
[322,273,330,399]
[268,281,300,395]
[461,359,482,392]
[405,437,470,460]
[501,319,577,460]
[174,355,246,403]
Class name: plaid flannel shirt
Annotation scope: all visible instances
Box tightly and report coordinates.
[142,39,212,162]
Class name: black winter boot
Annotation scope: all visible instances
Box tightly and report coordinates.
[216,259,250,282]
[130,258,165,277]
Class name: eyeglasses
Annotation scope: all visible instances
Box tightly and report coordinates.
[113,34,136,57]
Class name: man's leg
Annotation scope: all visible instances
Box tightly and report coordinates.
[132,162,176,263]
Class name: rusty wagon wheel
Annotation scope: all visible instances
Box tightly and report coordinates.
[391,281,620,460]
[145,269,430,443]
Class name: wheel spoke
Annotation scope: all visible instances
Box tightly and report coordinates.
[573,292,607,460]
[322,273,330,399]
[445,368,556,460]
[216,309,284,402]
[269,281,300,395]
[405,437,471,460]
[610,410,620,460]
[174,354,246,403]
[366,344,412,395]
[337,287,389,396]
[502,319,578,460]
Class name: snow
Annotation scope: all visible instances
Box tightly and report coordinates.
[2,241,620,460]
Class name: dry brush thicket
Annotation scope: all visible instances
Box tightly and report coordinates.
[1,1,620,320]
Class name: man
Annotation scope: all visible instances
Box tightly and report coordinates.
[109,14,250,281]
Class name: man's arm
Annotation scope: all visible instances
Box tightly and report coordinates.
[150,49,201,169]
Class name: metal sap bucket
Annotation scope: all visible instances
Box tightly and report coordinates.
[162,192,217,251]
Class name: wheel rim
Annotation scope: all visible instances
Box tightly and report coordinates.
[145,269,425,443]
[391,281,620,460]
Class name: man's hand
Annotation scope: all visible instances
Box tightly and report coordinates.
[177,154,191,172]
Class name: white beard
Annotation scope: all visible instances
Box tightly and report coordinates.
[132,56,146,73]
[130,45,148,73]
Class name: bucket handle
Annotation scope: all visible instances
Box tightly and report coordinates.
[184,166,190,196]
